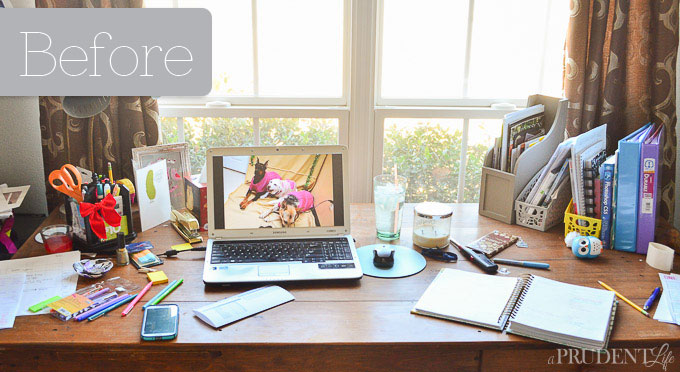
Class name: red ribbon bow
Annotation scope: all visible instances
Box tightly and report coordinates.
[80,194,122,240]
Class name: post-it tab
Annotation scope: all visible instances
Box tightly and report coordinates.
[171,243,193,252]
[29,295,62,312]
[147,271,169,285]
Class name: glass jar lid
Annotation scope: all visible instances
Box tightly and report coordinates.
[414,202,453,219]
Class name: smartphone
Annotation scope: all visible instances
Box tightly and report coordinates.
[141,304,179,341]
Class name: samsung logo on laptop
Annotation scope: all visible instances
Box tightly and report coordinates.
[272,231,287,235]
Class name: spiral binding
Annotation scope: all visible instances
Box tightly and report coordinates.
[499,274,534,330]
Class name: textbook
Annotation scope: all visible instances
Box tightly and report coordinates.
[636,124,664,254]
[614,123,653,252]
[599,155,616,249]
[413,269,618,351]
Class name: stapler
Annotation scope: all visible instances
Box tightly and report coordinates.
[171,209,203,244]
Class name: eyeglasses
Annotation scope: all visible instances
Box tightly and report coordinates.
[420,248,458,263]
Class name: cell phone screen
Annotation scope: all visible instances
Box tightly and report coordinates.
[143,306,178,335]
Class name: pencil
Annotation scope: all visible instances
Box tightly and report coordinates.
[108,162,114,183]
[150,278,183,306]
[598,281,649,317]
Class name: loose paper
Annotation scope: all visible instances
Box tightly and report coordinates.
[659,273,680,325]
[135,160,172,231]
[0,251,80,316]
[0,273,26,329]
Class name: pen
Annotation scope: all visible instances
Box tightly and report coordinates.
[598,281,649,317]
[643,287,662,311]
[88,294,137,321]
[449,239,498,274]
[122,282,153,316]
[150,278,183,306]
[493,258,550,270]
[75,294,131,321]
[143,280,177,310]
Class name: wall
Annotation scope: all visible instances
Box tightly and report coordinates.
[0,96,47,215]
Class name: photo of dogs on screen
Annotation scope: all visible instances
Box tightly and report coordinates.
[221,154,336,229]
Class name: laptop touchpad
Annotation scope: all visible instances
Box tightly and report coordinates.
[258,265,290,276]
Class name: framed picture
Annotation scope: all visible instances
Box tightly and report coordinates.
[132,143,191,210]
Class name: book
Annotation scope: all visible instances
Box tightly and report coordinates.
[636,124,664,254]
[610,150,619,248]
[413,269,618,351]
[570,125,607,217]
[583,149,606,217]
[466,230,519,258]
[614,123,653,252]
[500,105,545,173]
[525,137,575,205]
[540,159,570,207]
[599,155,616,249]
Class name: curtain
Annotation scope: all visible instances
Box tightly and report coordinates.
[37,0,160,211]
[564,0,679,225]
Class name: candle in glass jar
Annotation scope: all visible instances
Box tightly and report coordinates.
[412,202,453,249]
[413,225,449,248]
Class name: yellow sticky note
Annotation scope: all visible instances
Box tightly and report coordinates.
[171,243,193,252]
[147,271,169,285]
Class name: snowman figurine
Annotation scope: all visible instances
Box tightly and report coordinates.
[565,232,602,259]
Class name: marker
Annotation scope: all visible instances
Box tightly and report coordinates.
[122,282,153,317]
[143,280,177,310]
[643,287,662,311]
[75,294,131,321]
[150,278,183,306]
[493,258,550,270]
[88,294,137,321]
[598,281,649,317]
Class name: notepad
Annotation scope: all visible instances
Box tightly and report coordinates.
[193,286,294,328]
[413,269,618,351]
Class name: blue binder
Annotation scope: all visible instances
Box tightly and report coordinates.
[613,123,653,252]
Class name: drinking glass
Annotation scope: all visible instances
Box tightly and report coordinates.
[40,224,73,254]
[373,174,407,241]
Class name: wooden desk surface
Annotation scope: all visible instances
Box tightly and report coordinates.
[3,204,680,372]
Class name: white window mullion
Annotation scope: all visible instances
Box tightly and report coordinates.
[177,117,184,143]
[251,0,260,97]
[253,117,261,146]
[462,0,475,98]
[456,118,470,203]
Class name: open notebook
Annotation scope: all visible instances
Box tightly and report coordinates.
[413,269,618,350]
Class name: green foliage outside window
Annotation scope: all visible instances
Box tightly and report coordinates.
[160,118,488,202]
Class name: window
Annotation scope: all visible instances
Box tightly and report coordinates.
[375,0,569,202]
[154,0,569,203]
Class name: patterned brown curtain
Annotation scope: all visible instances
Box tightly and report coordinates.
[37,0,160,211]
[564,0,678,225]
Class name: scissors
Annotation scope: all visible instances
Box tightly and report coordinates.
[48,164,83,202]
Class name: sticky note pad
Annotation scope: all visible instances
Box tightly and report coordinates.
[171,243,193,252]
[147,271,169,285]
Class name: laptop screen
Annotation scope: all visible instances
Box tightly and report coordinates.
[211,152,345,230]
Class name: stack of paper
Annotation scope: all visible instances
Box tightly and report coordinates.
[656,273,680,325]
[0,250,80,316]
[0,273,26,329]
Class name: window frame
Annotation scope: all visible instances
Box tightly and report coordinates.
[158,0,563,203]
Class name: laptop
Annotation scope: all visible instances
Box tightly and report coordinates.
[203,145,363,284]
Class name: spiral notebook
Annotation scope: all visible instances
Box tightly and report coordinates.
[412,269,618,350]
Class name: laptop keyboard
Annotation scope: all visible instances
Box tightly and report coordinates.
[210,238,353,264]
